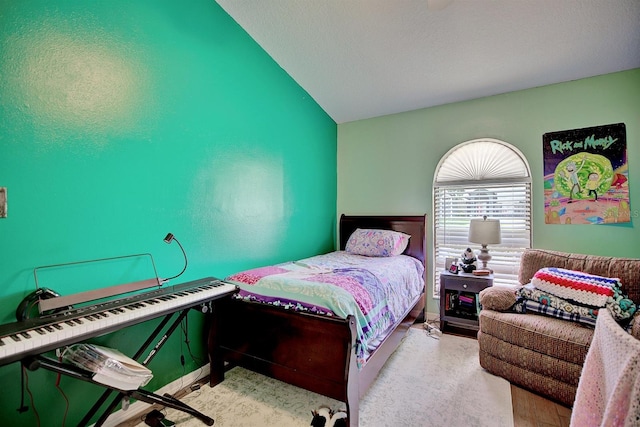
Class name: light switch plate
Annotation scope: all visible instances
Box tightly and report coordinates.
[0,187,6,218]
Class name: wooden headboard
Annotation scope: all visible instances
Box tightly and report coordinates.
[339,214,427,267]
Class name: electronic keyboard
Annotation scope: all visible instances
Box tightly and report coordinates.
[0,277,237,367]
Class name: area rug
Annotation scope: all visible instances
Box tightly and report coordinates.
[137,328,513,426]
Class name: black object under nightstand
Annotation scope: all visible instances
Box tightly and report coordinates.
[439,271,493,333]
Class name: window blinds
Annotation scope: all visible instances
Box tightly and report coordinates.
[433,139,532,298]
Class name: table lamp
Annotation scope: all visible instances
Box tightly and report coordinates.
[468,216,501,271]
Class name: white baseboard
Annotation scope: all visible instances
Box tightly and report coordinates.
[425,311,439,322]
[99,364,210,427]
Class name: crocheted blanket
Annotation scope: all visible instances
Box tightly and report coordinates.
[570,310,640,426]
[524,267,636,322]
[532,267,619,307]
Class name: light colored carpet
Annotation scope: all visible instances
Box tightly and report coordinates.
[139,328,513,426]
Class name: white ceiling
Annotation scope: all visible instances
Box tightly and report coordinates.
[215,0,640,124]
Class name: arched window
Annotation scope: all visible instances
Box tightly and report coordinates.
[433,139,531,297]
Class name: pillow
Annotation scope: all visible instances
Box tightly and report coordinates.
[345,228,410,257]
[479,286,519,311]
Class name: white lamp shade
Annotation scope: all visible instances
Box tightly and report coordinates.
[469,218,501,245]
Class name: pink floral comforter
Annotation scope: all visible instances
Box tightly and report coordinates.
[226,251,424,366]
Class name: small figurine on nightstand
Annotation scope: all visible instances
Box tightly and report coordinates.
[459,248,478,273]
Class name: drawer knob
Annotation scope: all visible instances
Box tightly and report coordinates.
[463,284,467,289]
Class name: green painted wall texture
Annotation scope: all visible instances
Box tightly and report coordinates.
[0,1,336,425]
[338,68,640,316]
[2,0,639,424]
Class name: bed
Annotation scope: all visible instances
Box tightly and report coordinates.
[208,214,427,426]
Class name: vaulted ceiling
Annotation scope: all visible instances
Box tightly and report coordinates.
[216,0,640,123]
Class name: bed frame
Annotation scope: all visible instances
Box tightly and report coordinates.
[208,214,427,427]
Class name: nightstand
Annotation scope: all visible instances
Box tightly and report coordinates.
[439,271,493,333]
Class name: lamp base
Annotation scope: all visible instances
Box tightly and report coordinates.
[477,245,492,272]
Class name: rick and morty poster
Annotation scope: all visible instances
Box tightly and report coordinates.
[543,123,629,225]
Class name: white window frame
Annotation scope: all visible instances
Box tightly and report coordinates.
[433,139,532,298]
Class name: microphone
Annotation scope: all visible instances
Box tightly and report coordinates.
[162,233,188,283]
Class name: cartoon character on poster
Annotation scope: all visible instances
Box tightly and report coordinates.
[543,123,629,225]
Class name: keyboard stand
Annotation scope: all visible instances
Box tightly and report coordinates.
[23,306,216,426]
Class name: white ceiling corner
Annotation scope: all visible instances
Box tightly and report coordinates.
[215,0,640,124]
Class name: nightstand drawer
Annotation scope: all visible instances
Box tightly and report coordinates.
[442,277,489,293]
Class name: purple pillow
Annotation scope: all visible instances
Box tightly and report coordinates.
[345,228,410,257]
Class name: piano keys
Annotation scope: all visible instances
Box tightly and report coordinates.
[0,277,237,367]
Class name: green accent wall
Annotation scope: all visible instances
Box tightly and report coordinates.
[0,1,336,424]
[337,69,640,316]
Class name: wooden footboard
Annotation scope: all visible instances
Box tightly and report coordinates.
[210,298,357,394]
[209,299,360,423]
[208,292,424,427]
